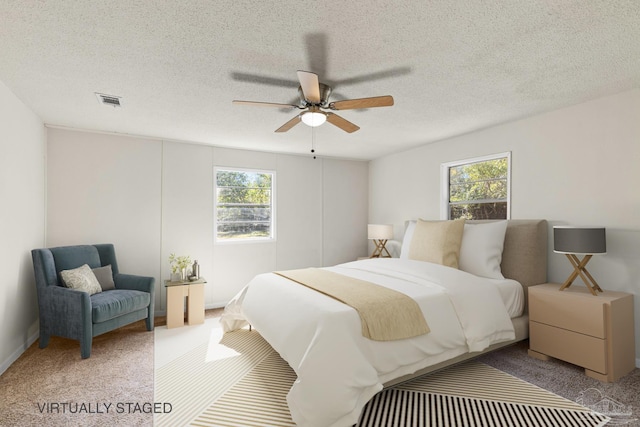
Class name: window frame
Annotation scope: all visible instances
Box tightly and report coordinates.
[213,166,276,244]
[440,151,511,220]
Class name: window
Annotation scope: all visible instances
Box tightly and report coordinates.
[441,152,511,220]
[214,168,275,242]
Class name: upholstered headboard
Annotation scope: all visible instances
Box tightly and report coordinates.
[500,220,548,287]
[470,219,548,310]
[469,219,548,286]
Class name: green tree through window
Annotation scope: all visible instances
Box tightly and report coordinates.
[443,153,510,220]
[215,169,274,240]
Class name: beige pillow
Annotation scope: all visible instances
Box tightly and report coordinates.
[60,264,103,295]
[408,219,466,268]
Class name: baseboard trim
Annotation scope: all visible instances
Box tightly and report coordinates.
[0,330,39,377]
[206,302,226,310]
[636,358,640,369]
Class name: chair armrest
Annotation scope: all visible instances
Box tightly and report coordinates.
[40,286,92,338]
[115,274,155,327]
[46,285,92,315]
[114,273,154,294]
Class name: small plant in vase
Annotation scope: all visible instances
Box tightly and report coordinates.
[169,253,191,281]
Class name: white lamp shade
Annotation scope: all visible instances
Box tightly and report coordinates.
[368,224,393,240]
[301,111,327,127]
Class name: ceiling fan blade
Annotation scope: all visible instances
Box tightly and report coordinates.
[297,70,321,103]
[230,72,298,88]
[305,33,328,79]
[330,96,394,110]
[325,112,360,133]
[275,115,302,133]
[233,100,300,109]
[332,67,411,86]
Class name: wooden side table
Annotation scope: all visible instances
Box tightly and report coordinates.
[165,277,206,329]
[528,283,635,382]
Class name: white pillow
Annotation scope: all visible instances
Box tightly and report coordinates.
[458,221,508,279]
[399,220,416,259]
[60,264,103,295]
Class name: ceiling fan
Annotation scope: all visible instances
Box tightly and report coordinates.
[233,70,394,133]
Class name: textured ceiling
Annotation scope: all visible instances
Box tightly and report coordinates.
[1,1,639,160]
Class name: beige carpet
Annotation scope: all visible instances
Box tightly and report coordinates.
[0,319,154,427]
[155,323,609,427]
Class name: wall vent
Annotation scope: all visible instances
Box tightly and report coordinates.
[95,92,122,107]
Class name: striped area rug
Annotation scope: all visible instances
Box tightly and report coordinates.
[358,389,609,427]
[155,326,609,427]
[155,326,275,426]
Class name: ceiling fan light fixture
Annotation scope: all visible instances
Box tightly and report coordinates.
[233,70,394,133]
[301,111,327,127]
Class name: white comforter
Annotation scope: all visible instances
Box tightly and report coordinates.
[221,258,516,427]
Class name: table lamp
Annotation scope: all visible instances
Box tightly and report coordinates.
[553,226,606,296]
[368,224,393,258]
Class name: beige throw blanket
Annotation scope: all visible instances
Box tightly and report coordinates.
[274,268,430,341]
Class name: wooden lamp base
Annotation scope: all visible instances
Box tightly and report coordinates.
[559,254,603,296]
[370,239,391,258]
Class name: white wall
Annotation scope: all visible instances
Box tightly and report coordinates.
[161,141,215,307]
[47,129,369,312]
[0,81,46,375]
[369,88,640,364]
[47,129,163,308]
[323,159,370,266]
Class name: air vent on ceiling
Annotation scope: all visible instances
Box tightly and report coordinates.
[95,92,122,107]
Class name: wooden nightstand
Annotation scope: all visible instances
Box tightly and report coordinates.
[165,277,206,329]
[528,283,635,382]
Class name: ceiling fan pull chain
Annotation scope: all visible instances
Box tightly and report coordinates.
[311,126,317,159]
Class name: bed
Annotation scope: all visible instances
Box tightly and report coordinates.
[221,219,548,427]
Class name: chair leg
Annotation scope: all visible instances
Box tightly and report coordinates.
[80,335,92,359]
[145,316,154,331]
[39,332,50,349]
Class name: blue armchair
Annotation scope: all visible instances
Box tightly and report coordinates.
[31,244,154,358]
